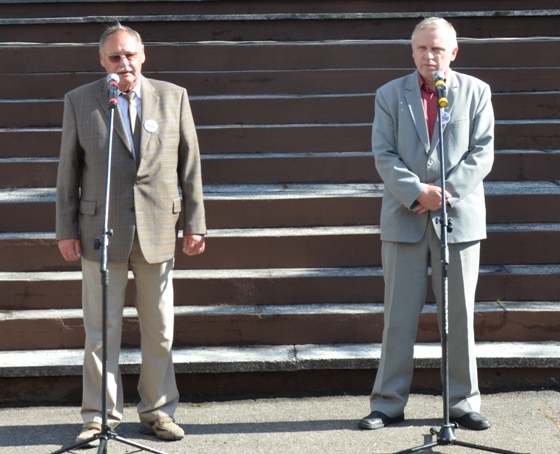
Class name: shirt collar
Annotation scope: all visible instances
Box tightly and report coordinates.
[418,70,450,93]
[119,77,142,98]
[418,72,434,94]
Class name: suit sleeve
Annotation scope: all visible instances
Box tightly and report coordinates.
[56,92,82,241]
[372,88,426,210]
[178,88,207,235]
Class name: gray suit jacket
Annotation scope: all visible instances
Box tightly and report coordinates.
[372,69,494,244]
[56,75,206,263]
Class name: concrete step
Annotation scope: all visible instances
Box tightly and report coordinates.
[0,223,559,271]
[1,301,559,350]
[1,340,558,403]
[2,182,560,233]
[1,119,559,157]
[2,92,559,129]
[1,149,560,187]
[1,39,560,74]
[2,260,560,306]
[1,0,555,19]
[1,8,560,42]
[1,341,558,377]
[2,264,559,311]
[2,67,560,99]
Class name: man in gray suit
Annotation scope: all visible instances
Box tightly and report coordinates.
[56,23,206,445]
[359,17,494,431]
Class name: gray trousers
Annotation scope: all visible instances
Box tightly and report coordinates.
[371,224,481,418]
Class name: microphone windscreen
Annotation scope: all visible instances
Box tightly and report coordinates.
[433,71,445,82]
[106,73,120,84]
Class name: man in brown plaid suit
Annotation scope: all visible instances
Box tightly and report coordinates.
[56,23,206,446]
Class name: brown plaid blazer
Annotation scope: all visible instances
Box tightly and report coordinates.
[56,75,206,264]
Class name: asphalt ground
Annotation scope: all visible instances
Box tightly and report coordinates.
[0,390,558,453]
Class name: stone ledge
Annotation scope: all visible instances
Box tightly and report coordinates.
[1,10,560,26]
[2,300,559,321]
[1,341,559,378]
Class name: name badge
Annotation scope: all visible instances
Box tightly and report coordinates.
[144,119,158,133]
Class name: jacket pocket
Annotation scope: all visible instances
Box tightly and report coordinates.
[79,200,97,216]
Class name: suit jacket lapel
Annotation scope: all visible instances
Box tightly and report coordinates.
[139,76,160,158]
[404,72,430,153]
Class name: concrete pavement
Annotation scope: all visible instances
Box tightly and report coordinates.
[0,390,559,453]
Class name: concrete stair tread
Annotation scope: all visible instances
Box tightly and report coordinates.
[2,300,559,319]
[2,92,560,129]
[2,263,560,278]
[1,341,558,378]
[2,69,560,99]
[3,9,560,24]
[1,123,559,155]
[2,180,560,203]
[2,299,558,349]
[3,39,560,74]
[1,264,558,310]
[1,151,560,187]
[1,222,560,238]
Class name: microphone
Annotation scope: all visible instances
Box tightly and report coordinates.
[107,73,119,109]
[433,71,448,108]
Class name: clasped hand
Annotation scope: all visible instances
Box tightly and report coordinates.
[412,183,451,214]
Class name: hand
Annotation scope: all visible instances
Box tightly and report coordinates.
[182,234,206,256]
[58,239,82,261]
[413,184,451,214]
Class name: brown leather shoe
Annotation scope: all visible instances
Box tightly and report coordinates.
[141,416,184,441]
[75,421,102,448]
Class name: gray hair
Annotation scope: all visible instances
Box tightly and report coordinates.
[99,22,143,51]
[411,17,457,48]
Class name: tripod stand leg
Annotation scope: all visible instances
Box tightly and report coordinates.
[394,440,438,454]
[52,429,172,454]
[453,440,529,454]
[97,435,107,454]
[51,434,101,453]
[394,425,528,454]
[112,434,170,454]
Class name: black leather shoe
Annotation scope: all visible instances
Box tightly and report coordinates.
[358,411,405,430]
[451,412,491,431]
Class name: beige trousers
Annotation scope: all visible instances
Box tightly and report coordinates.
[80,234,179,426]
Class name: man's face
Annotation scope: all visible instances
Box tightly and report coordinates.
[412,27,458,86]
[99,30,145,92]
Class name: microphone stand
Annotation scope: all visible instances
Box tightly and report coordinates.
[394,93,524,454]
[53,87,168,454]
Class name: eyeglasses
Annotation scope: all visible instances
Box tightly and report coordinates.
[106,52,139,63]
